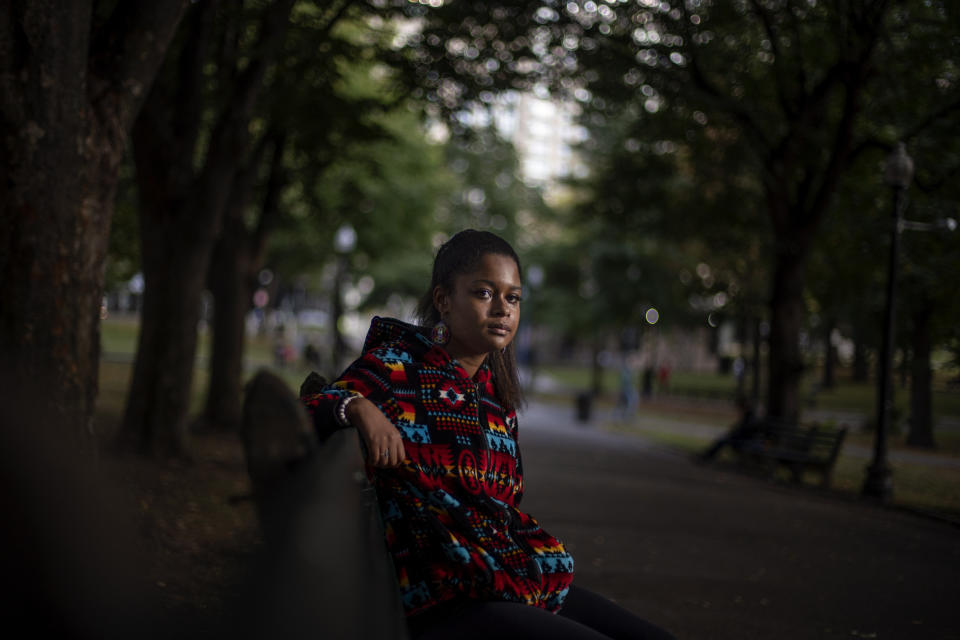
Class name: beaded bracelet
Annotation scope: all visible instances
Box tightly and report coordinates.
[335,394,360,427]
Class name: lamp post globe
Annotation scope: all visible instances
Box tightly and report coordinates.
[334,223,357,254]
[884,142,914,189]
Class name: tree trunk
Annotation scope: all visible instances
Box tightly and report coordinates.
[121,230,209,455]
[851,326,870,382]
[118,0,294,456]
[120,102,247,455]
[906,302,935,448]
[203,213,254,433]
[766,248,806,424]
[0,2,186,451]
[1,125,110,454]
[822,318,837,390]
[899,346,910,390]
[751,316,763,406]
[203,133,286,432]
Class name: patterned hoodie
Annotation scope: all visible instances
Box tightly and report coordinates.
[301,316,574,617]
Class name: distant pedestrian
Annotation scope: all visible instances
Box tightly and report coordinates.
[642,366,655,399]
[303,342,321,370]
[302,230,674,640]
[733,356,746,396]
[616,357,639,419]
[657,362,671,392]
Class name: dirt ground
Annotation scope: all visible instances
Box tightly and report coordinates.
[102,430,262,621]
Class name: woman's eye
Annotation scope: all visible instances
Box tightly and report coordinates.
[475,289,492,299]
[507,294,522,304]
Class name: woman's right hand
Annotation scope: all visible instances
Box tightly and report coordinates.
[347,397,404,468]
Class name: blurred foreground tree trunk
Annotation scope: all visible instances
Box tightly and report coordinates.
[0,2,186,451]
[120,0,294,456]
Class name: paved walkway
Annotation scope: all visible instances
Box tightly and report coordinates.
[515,401,960,640]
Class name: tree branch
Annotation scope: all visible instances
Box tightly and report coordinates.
[807,8,887,227]
[847,136,892,166]
[214,0,295,150]
[748,0,796,118]
[200,0,294,198]
[914,162,960,194]
[786,1,810,94]
[319,0,353,41]
[171,1,217,154]
[903,94,960,142]
[225,132,272,231]
[675,4,770,153]
[87,0,189,135]
[251,132,288,264]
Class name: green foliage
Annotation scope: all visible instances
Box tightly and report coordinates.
[393,0,959,374]
[104,158,141,290]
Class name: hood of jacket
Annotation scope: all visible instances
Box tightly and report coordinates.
[361,316,433,356]
[361,316,491,384]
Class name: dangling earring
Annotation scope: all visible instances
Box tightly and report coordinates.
[431,319,450,345]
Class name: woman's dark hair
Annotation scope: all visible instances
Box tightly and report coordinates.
[415,229,525,411]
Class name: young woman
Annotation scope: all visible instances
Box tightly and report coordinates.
[302,230,674,640]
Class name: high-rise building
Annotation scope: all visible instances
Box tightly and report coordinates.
[495,92,588,194]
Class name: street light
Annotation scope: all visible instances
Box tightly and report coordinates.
[331,224,356,372]
[861,143,913,501]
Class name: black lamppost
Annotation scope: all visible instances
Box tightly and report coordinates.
[861,143,913,501]
[331,223,356,373]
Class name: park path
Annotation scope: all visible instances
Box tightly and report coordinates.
[515,400,960,640]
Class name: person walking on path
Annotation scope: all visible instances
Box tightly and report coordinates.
[302,230,674,640]
[616,356,640,420]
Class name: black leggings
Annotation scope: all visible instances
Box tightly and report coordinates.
[407,585,675,640]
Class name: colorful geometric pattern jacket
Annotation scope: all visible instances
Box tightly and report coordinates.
[301,317,575,617]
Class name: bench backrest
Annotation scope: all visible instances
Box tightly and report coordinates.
[239,368,409,639]
[763,421,848,463]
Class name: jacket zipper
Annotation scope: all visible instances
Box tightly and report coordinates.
[504,506,544,586]
[473,382,490,457]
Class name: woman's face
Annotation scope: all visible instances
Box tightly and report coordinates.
[436,253,522,361]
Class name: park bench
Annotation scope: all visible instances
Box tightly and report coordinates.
[237,369,408,640]
[736,420,848,488]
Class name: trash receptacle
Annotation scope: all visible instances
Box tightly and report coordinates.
[575,392,592,423]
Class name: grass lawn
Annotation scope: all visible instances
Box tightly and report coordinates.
[539,362,960,422]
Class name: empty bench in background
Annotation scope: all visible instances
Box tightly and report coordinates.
[737,420,848,488]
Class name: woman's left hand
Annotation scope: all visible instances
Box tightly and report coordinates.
[347,397,405,468]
